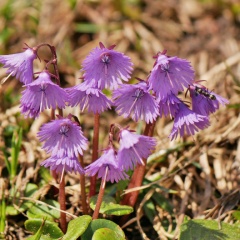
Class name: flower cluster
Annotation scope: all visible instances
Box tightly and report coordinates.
[0,43,229,182]
[113,51,228,140]
[85,127,156,183]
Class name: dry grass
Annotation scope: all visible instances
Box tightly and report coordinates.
[0,0,240,239]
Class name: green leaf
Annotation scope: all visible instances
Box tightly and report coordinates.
[62,215,92,240]
[90,195,133,216]
[0,193,6,233]
[82,219,125,240]
[92,228,125,240]
[26,218,46,240]
[25,219,63,239]
[27,200,60,221]
[179,219,240,240]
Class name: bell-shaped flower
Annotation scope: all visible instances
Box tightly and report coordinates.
[189,84,229,116]
[68,82,112,114]
[85,147,129,183]
[82,42,133,90]
[20,71,69,118]
[158,92,181,118]
[41,154,85,175]
[169,101,210,140]
[0,47,37,84]
[38,116,88,158]
[113,81,159,123]
[148,51,194,100]
[117,129,156,171]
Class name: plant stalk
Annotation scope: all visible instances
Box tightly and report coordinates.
[121,121,156,207]
[92,167,108,220]
[59,176,67,233]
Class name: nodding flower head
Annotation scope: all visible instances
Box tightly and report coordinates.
[189,83,229,116]
[0,47,37,84]
[85,147,129,183]
[40,154,85,175]
[113,81,159,123]
[20,71,69,118]
[169,101,210,140]
[82,42,133,90]
[68,82,112,114]
[158,92,182,118]
[148,51,195,100]
[38,116,88,158]
[117,129,156,171]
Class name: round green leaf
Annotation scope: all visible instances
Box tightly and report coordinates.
[92,228,125,240]
[179,219,240,240]
[90,195,133,216]
[25,219,63,239]
[62,215,92,240]
[82,219,125,240]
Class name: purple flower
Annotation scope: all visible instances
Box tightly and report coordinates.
[117,129,156,171]
[20,71,69,118]
[169,101,210,140]
[82,42,133,90]
[0,47,37,84]
[148,51,195,100]
[113,81,159,123]
[189,84,229,116]
[85,147,129,183]
[158,93,181,118]
[38,116,88,158]
[68,82,112,114]
[41,154,84,174]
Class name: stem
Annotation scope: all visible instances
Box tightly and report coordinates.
[89,113,100,197]
[79,155,88,214]
[92,167,108,220]
[59,176,67,233]
[121,121,156,207]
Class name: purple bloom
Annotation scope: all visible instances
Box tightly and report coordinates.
[169,101,210,140]
[113,81,159,123]
[82,42,133,90]
[38,117,88,158]
[68,82,112,114]
[41,154,84,174]
[158,93,181,118]
[85,147,129,183]
[20,71,69,118]
[20,71,68,118]
[0,47,37,84]
[117,129,156,171]
[189,84,229,116]
[148,51,195,100]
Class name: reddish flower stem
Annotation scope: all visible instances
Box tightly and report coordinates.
[79,155,88,214]
[92,167,108,219]
[120,121,156,208]
[59,177,67,233]
[46,46,68,231]
[89,113,100,197]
